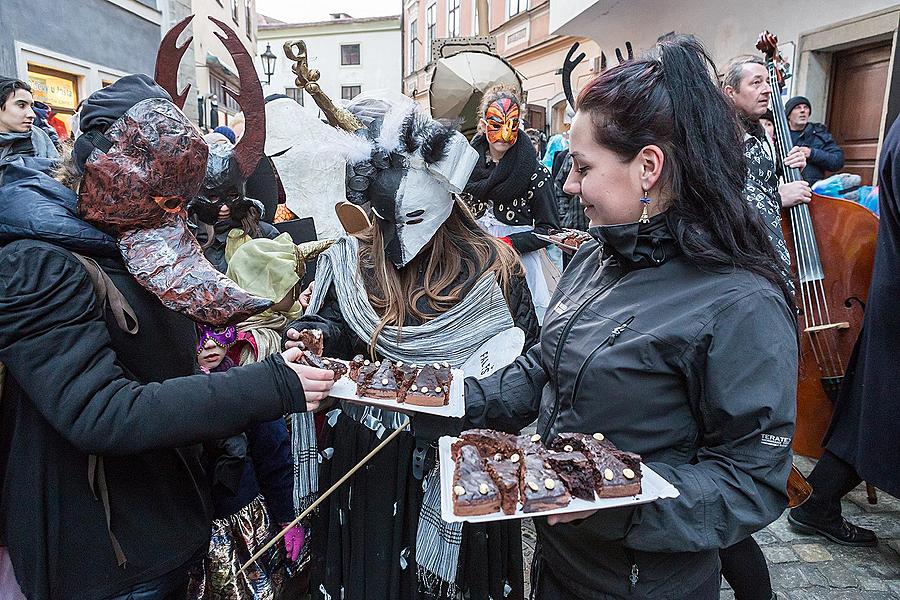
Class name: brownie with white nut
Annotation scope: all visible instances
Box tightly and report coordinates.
[519,452,570,513]
[452,445,501,516]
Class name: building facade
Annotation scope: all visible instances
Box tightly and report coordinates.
[188,0,259,130]
[256,13,402,110]
[550,0,900,184]
[403,0,601,135]
[0,0,163,136]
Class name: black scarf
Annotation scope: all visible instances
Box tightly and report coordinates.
[464,131,537,202]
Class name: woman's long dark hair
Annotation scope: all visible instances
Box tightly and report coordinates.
[576,34,794,309]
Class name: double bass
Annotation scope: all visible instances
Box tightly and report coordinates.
[756,32,880,459]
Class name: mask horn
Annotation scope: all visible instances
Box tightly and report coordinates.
[155,15,194,109]
[561,42,586,111]
[209,16,266,180]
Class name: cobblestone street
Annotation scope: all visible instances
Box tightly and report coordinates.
[521,456,900,599]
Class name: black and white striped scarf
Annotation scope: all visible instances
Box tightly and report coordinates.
[305,235,514,595]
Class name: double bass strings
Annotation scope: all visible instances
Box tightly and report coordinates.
[766,62,844,378]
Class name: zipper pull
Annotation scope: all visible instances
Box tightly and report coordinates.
[608,316,635,346]
[629,563,639,592]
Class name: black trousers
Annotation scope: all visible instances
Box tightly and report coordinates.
[792,450,862,524]
[719,536,772,600]
[533,558,721,600]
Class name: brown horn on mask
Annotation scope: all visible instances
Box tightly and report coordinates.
[155,15,194,109]
[118,213,272,326]
[209,16,265,180]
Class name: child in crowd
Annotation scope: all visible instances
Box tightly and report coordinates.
[187,324,304,600]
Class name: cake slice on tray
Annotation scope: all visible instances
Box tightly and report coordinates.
[360,360,402,400]
[484,452,521,514]
[452,445,501,516]
[545,450,596,501]
[403,364,449,407]
[519,452,570,513]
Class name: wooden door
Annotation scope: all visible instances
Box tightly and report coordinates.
[826,42,891,185]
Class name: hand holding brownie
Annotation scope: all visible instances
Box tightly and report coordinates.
[279,347,336,409]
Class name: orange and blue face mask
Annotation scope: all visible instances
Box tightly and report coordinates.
[484,98,520,145]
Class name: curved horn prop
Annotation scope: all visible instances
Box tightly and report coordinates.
[562,42,586,111]
[209,16,266,180]
[283,40,363,133]
[155,15,194,109]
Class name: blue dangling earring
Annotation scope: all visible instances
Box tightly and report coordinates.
[639,188,651,224]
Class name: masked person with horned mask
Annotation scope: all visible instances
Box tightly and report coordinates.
[0,59,335,600]
[281,90,539,599]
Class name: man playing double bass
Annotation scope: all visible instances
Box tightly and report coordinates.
[716,53,812,600]
[722,55,811,272]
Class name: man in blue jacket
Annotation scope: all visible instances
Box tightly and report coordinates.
[786,95,845,185]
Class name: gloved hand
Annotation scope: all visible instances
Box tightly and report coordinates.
[282,523,305,562]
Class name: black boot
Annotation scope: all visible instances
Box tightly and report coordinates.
[787,511,877,547]
[788,452,877,547]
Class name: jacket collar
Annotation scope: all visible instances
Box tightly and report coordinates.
[588,211,681,268]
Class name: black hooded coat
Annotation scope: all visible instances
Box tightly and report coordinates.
[0,165,306,599]
[823,116,900,497]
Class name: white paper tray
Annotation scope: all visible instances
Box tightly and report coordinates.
[327,362,465,417]
[438,436,680,523]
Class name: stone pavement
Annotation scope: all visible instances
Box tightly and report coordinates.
[521,455,900,599]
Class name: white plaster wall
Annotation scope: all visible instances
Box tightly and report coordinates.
[550,0,899,65]
[259,26,402,108]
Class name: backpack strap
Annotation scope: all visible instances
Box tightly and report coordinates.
[71,252,138,568]
[71,253,139,335]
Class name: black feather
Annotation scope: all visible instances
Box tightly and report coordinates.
[420,122,454,165]
[401,113,420,154]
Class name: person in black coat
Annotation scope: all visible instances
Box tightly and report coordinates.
[788,116,900,546]
[785,96,845,185]
[0,75,334,600]
[462,35,797,600]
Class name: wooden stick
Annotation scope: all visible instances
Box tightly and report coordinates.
[239,418,411,573]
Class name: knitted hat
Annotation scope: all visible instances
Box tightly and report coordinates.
[784,96,811,117]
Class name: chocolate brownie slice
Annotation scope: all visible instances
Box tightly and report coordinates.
[319,357,348,382]
[484,453,521,515]
[592,450,642,498]
[456,429,517,459]
[452,445,501,517]
[361,360,400,400]
[551,431,614,455]
[403,364,449,407]
[297,329,324,356]
[348,354,367,380]
[519,453,570,513]
[354,359,380,396]
[545,451,596,501]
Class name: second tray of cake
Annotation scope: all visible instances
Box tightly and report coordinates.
[327,357,466,418]
[438,432,680,523]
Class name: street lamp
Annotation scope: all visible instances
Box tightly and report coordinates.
[260,43,277,85]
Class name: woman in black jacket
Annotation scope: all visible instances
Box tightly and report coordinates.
[462,35,798,599]
[464,86,560,321]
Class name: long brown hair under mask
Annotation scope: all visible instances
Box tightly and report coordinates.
[355,199,524,356]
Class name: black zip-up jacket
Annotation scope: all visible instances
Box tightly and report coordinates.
[0,166,306,600]
[789,122,844,185]
[464,212,798,599]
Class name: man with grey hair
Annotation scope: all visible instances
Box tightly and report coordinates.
[716,53,812,600]
[722,54,810,271]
